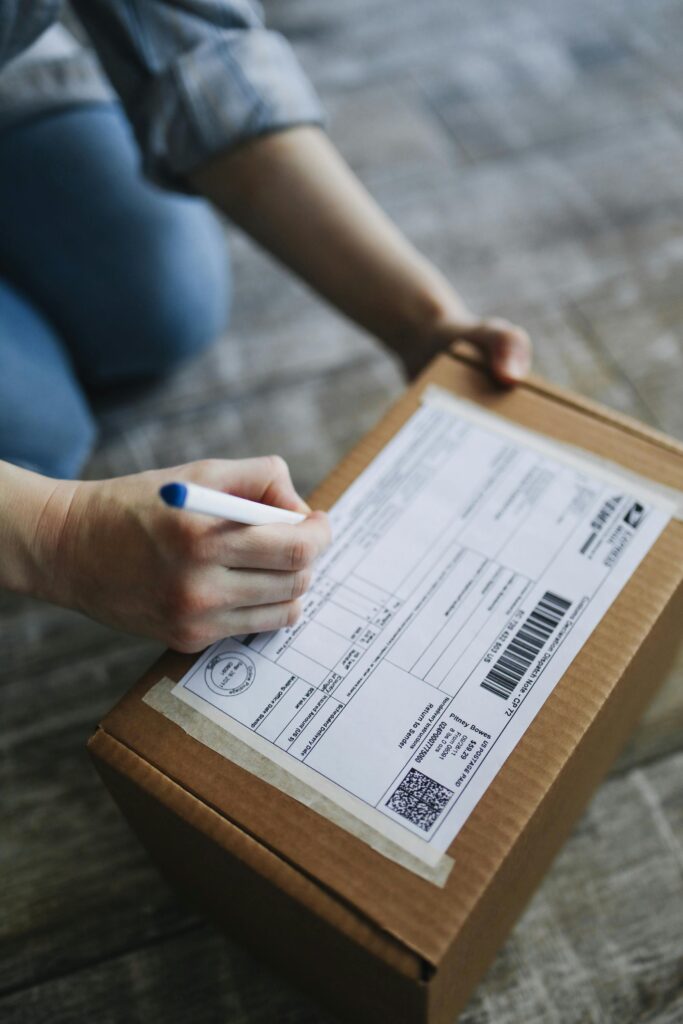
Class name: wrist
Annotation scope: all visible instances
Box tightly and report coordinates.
[413,286,475,345]
[31,478,81,606]
[0,462,77,600]
[384,269,476,376]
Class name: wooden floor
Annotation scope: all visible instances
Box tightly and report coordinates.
[2,1,683,1021]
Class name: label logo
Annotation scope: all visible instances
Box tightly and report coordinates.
[623,502,645,529]
[204,652,255,697]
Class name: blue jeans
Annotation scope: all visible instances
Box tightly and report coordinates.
[0,103,231,478]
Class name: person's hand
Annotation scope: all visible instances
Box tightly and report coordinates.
[398,310,533,385]
[38,457,331,652]
[443,314,532,386]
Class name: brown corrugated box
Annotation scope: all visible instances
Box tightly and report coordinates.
[88,351,683,1024]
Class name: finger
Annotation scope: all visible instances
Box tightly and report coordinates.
[458,319,532,385]
[205,510,332,570]
[487,321,532,384]
[259,457,311,515]
[186,455,310,513]
[200,565,313,608]
[169,598,303,652]
[220,599,303,638]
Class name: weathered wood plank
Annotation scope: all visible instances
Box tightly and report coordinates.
[572,286,683,440]
[0,923,329,1024]
[325,79,462,188]
[0,642,189,995]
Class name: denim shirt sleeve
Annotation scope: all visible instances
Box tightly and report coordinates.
[70,0,325,187]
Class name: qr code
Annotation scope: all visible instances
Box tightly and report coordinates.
[386,768,453,833]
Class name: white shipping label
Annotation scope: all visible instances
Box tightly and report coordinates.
[173,397,673,867]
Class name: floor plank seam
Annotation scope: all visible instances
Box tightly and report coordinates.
[0,920,205,1002]
[564,303,660,427]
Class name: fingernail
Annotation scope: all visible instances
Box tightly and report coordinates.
[506,354,529,380]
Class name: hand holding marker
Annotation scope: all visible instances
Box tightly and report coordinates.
[160,481,307,526]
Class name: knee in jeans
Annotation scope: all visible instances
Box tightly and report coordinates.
[48,410,97,479]
[6,399,97,479]
[125,206,231,375]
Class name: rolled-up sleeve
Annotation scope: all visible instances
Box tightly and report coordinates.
[71,0,325,187]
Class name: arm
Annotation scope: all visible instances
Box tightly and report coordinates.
[73,2,529,382]
[0,458,330,651]
[0,462,62,598]
[190,126,531,383]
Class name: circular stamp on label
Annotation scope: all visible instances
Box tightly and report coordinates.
[204,652,255,697]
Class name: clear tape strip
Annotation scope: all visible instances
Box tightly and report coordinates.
[143,678,455,886]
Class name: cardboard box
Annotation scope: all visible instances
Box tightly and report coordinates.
[88,351,683,1024]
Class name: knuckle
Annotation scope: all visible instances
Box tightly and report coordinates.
[164,577,206,623]
[266,453,288,476]
[290,568,312,600]
[288,535,314,571]
[183,458,211,482]
[199,457,223,478]
[167,624,206,654]
[285,599,302,628]
[187,458,231,489]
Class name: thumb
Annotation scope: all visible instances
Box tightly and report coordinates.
[454,318,532,385]
[203,455,311,514]
[259,455,311,514]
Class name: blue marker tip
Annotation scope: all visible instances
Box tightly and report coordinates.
[160,482,188,509]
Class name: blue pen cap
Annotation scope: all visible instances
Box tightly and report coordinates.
[160,482,188,508]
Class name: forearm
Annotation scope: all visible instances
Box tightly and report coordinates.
[0,462,71,598]
[190,127,472,354]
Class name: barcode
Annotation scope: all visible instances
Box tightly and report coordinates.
[481,591,571,699]
[385,768,453,833]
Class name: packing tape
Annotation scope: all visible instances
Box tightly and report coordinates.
[422,385,683,519]
[144,677,455,886]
